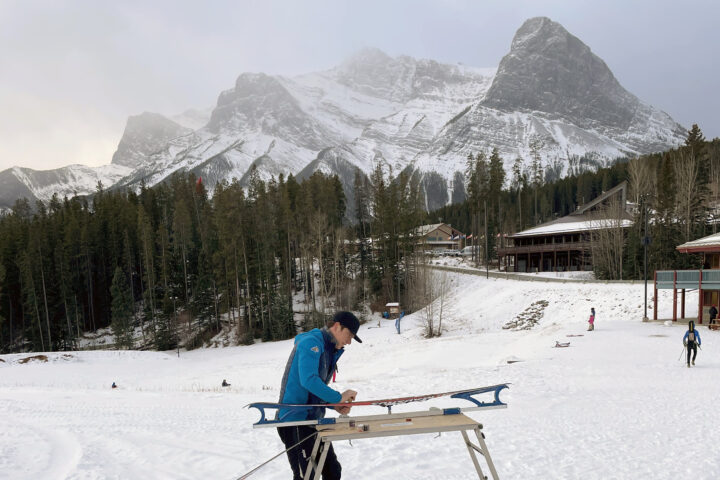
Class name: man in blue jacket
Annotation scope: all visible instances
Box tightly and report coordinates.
[277,311,362,479]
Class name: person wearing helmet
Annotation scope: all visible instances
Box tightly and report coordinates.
[683,320,702,367]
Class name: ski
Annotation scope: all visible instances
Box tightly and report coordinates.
[554,341,570,348]
[248,383,508,427]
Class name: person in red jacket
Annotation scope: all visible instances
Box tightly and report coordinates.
[587,307,595,331]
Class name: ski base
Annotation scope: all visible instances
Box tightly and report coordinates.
[248,383,509,427]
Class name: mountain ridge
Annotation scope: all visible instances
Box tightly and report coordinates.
[0,17,686,212]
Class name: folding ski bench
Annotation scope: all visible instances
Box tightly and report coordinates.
[303,412,500,480]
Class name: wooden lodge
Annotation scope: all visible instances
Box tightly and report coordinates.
[498,182,633,272]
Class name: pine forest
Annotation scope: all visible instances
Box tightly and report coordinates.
[0,126,718,353]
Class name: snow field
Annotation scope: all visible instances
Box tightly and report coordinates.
[1,271,719,479]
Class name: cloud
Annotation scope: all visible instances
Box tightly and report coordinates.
[0,0,718,172]
[0,88,119,170]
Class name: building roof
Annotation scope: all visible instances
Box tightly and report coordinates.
[570,181,627,216]
[509,181,632,238]
[677,232,720,253]
[414,223,464,238]
[512,218,633,237]
[415,223,446,236]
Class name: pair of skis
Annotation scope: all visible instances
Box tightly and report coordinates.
[247,383,509,427]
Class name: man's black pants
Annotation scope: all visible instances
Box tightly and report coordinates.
[687,342,697,364]
[277,425,341,479]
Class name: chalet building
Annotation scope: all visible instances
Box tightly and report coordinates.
[415,223,464,252]
[654,232,720,325]
[498,182,633,272]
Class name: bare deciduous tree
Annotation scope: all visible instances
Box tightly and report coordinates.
[590,196,625,280]
[673,150,700,242]
[628,157,656,205]
[708,141,720,232]
[417,269,450,338]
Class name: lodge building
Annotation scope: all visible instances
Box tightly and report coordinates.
[498,182,633,272]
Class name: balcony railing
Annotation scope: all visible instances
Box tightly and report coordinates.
[656,270,720,290]
[498,241,591,256]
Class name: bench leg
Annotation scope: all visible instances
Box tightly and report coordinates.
[312,440,331,480]
[303,435,322,479]
[462,430,487,479]
[474,426,500,480]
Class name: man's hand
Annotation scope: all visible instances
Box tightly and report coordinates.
[337,389,357,415]
[341,389,357,402]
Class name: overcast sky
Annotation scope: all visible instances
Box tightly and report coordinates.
[1,0,718,172]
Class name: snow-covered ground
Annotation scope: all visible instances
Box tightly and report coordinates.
[1,272,719,479]
[427,256,598,280]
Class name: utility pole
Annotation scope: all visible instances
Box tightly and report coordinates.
[642,197,651,321]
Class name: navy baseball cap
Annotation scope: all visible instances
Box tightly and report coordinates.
[333,311,362,343]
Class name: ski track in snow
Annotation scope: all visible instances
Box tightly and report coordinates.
[1,272,720,479]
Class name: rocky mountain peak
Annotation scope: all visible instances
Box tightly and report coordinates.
[482,16,637,130]
[335,47,487,103]
[206,72,305,134]
[510,16,562,51]
[334,47,414,101]
[340,47,395,72]
[111,112,190,168]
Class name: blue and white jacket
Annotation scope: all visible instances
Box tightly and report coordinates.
[277,327,344,422]
[684,328,702,346]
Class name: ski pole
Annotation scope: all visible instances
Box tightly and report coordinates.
[236,430,318,480]
[678,346,686,361]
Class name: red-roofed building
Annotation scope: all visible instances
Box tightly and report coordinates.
[654,232,720,325]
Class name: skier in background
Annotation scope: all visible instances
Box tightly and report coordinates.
[395,310,405,334]
[683,320,702,367]
[710,304,718,326]
[276,311,362,480]
[587,307,595,331]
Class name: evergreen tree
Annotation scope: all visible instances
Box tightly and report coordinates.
[529,137,545,224]
[0,264,5,344]
[110,266,134,349]
[465,152,488,265]
[685,124,706,152]
[488,148,506,254]
[511,156,527,231]
[651,154,683,269]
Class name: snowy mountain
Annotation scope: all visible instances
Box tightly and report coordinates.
[0,17,686,212]
[111,112,192,169]
[0,163,132,211]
